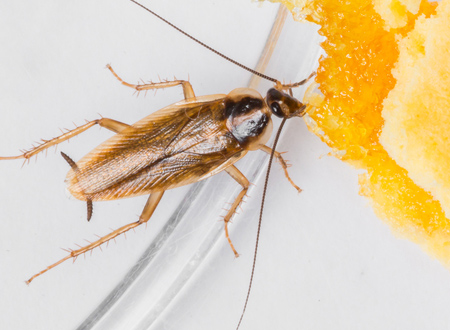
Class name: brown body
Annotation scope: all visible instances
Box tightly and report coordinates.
[0,3,316,329]
[67,90,272,202]
[0,48,311,285]
[1,65,308,283]
[0,3,312,284]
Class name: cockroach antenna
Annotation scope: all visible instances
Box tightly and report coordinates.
[128,1,314,328]
[129,0,307,86]
[235,116,288,330]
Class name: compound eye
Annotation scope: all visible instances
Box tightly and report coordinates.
[266,87,306,118]
[269,102,284,118]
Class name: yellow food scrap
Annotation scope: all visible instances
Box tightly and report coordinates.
[381,1,450,219]
[270,0,450,265]
[373,0,422,29]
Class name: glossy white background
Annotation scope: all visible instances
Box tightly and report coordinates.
[1,0,450,329]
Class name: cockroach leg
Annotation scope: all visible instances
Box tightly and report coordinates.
[223,165,250,258]
[259,145,302,193]
[0,118,130,161]
[276,71,316,91]
[139,191,165,222]
[26,191,164,284]
[98,118,131,134]
[106,64,195,100]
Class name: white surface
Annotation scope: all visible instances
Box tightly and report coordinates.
[1,1,450,330]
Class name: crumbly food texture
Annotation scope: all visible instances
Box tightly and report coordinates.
[271,0,450,265]
[381,1,450,221]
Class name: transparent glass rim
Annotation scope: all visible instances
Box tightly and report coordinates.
[77,5,323,329]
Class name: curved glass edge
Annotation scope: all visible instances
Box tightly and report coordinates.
[77,5,324,330]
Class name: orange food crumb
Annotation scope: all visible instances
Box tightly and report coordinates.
[272,0,450,264]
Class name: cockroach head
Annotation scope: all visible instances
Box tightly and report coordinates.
[266,88,306,119]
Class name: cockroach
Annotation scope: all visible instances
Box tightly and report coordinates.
[1,0,315,328]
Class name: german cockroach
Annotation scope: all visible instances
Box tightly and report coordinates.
[0,0,316,328]
[2,25,311,289]
[3,1,445,330]
[1,0,312,297]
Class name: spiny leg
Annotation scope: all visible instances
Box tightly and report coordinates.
[259,145,302,193]
[223,165,250,258]
[26,191,164,284]
[276,71,317,90]
[107,64,195,100]
[0,118,130,161]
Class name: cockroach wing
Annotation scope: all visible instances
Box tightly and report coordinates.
[66,95,248,202]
